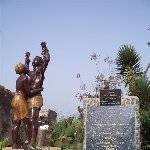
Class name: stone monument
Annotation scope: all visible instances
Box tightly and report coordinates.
[83,90,140,150]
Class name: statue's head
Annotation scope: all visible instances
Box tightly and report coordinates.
[15,63,28,74]
[32,56,43,67]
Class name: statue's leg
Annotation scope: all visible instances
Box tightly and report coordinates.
[12,120,21,149]
[22,118,35,150]
[29,107,40,148]
[22,117,32,144]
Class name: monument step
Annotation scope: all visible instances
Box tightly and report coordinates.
[3,147,61,150]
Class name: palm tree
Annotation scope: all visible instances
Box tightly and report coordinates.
[115,44,142,78]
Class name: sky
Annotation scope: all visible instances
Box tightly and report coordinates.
[0,0,150,117]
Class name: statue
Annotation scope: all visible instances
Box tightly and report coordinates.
[11,63,43,149]
[25,42,50,149]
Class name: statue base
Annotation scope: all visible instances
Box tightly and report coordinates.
[3,147,61,150]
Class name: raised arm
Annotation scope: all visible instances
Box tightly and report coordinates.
[41,42,50,72]
[25,51,31,72]
[23,76,43,96]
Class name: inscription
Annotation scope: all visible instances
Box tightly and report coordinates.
[86,105,136,150]
[100,89,121,106]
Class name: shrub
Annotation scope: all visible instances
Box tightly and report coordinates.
[0,137,9,150]
[140,109,150,149]
[46,109,84,150]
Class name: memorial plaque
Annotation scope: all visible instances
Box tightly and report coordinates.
[86,105,136,150]
[100,89,121,106]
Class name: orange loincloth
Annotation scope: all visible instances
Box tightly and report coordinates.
[11,92,29,120]
[27,96,43,109]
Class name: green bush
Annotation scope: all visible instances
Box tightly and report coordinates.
[129,76,150,111]
[0,137,9,150]
[140,108,150,149]
[46,109,84,150]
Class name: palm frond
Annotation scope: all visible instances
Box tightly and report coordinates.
[116,44,142,77]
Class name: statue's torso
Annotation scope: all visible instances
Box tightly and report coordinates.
[16,75,26,94]
[29,69,44,92]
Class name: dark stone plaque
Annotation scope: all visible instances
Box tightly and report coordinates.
[100,89,121,106]
[86,105,136,150]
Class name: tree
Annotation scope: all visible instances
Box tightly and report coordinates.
[116,45,142,78]
[115,45,150,149]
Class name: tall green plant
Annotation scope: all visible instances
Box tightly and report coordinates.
[129,76,150,111]
[116,45,142,78]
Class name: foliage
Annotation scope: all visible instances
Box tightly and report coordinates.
[46,107,84,150]
[128,76,150,111]
[76,53,124,101]
[76,45,142,100]
[91,53,124,90]
[116,44,142,78]
[115,45,150,111]
[140,109,150,149]
[0,137,9,150]
[75,44,150,149]
[119,47,150,150]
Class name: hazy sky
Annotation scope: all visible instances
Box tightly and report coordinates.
[0,0,150,116]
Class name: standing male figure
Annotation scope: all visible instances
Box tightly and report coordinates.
[25,42,50,149]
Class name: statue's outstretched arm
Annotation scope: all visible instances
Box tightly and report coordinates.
[41,42,50,72]
[25,51,30,73]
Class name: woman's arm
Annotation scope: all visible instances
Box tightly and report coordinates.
[24,76,43,96]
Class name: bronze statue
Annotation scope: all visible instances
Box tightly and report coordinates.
[25,42,50,149]
[11,63,43,149]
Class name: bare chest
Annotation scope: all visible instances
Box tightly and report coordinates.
[29,71,43,84]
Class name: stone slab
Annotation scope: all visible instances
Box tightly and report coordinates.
[86,105,136,150]
[3,147,61,150]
